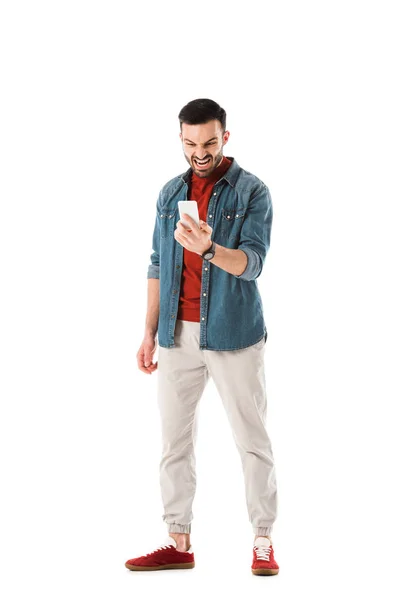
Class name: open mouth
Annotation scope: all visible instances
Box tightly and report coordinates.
[194,158,211,169]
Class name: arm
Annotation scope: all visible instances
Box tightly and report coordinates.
[208,184,273,280]
[145,195,161,336]
[207,243,249,277]
[147,205,160,280]
[137,196,161,375]
[144,278,160,338]
[138,278,159,374]
[235,184,273,281]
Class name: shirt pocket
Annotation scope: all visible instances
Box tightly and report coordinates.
[158,207,177,238]
[221,206,246,241]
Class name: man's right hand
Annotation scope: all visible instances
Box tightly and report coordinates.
[137,335,158,374]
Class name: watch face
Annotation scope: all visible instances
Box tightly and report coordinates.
[203,241,214,260]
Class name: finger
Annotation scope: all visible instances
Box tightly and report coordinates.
[137,348,157,374]
[137,357,153,374]
[182,214,197,231]
[144,355,153,367]
[176,221,186,232]
[200,221,208,229]
[175,229,189,243]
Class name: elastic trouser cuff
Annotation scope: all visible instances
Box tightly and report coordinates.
[253,525,273,536]
[168,523,191,534]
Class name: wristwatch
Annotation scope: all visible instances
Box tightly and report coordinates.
[201,240,216,261]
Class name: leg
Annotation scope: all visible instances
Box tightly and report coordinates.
[157,319,209,536]
[204,336,278,537]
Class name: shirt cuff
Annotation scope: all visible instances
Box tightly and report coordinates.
[147,264,160,279]
[235,247,261,281]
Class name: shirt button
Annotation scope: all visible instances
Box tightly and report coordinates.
[202,317,205,320]
[203,292,206,296]
[227,215,231,219]
[204,267,208,271]
[209,214,212,218]
[213,192,217,195]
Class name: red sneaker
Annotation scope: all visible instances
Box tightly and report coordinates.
[125,535,195,571]
[251,536,279,575]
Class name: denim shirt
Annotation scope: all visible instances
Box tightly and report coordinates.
[147,156,273,350]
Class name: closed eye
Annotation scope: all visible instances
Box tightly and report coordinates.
[186,142,216,146]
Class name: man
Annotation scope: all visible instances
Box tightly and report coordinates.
[125,99,279,576]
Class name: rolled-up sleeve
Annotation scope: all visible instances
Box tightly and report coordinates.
[235,184,273,281]
[147,196,161,279]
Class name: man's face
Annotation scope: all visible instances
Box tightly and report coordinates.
[180,120,230,178]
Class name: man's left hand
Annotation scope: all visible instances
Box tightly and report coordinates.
[174,213,213,256]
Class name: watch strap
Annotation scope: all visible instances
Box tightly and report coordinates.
[201,240,215,260]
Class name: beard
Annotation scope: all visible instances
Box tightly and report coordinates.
[184,150,224,178]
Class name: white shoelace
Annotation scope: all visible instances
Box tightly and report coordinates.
[254,545,271,561]
[144,544,172,556]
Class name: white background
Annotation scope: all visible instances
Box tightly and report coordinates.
[1,1,399,598]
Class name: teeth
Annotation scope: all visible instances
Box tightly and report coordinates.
[195,158,210,165]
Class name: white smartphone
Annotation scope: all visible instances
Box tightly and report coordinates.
[178,200,200,229]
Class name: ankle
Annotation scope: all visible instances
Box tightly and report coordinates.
[169,532,190,550]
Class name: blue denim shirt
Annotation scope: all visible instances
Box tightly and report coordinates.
[147,156,273,350]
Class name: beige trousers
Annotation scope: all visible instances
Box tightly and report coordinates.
[157,318,278,536]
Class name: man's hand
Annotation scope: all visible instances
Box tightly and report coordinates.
[137,335,158,374]
[174,213,213,256]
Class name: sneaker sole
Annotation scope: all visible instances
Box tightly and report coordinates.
[252,567,279,575]
[125,562,195,571]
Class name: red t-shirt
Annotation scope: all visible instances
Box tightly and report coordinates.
[177,156,233,322]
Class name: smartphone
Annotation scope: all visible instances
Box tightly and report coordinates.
[178,201,200,229]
